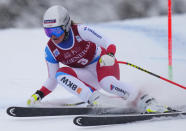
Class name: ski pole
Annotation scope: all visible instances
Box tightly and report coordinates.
[62,102,85,106]
[117,61,186,90]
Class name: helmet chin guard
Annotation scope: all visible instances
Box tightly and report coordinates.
[43,5,71,32]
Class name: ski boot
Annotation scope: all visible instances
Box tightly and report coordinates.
[137,94,174,113]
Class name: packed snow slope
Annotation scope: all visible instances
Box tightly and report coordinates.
[0,15,186,131]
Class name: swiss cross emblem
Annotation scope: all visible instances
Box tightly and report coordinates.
[75,35,82,42]
[53,48,60,57]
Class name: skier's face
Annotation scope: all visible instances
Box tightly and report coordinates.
[51,33,65,44]
[44,26,65,44]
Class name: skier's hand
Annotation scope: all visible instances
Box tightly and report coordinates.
[99,44,116,67]
[99,53,115,67]
[27,90,43,106]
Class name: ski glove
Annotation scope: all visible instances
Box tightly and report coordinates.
[99,44,116,67]
[27,90,44,106]
[99,53,115,67]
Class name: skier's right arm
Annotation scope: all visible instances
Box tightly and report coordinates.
[27,46,59,106]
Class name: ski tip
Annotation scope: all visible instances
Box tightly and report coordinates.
[73,116,84,126]
[7,107,17,117]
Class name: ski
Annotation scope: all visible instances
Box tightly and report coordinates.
[7,106,136,117]
[73,111,186,126]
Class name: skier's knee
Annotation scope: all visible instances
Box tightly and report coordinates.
[99,76,139,101]
[56,67,77,78]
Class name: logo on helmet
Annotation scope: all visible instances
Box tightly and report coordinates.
[44,19,56,24]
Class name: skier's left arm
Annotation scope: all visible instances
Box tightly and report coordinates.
[78,25,116,66]
[77,25,116,55]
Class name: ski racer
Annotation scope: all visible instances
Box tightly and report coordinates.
[27,5,170,113]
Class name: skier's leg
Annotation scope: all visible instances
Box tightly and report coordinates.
[96,53,170,112]
[99,76,138,101]
[99,74,170,112]
[56,67,96,102]
[96,54,138,102]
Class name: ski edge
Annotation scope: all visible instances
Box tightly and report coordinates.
[73,111,186,126]
[6,106,137,117]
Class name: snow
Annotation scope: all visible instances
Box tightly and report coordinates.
[1,14,186,130]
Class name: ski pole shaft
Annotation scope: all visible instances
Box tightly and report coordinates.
[117,61,186,90]
[62,102,85,106]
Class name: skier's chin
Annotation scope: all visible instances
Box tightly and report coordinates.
[52,34,65,44]
[53,38,58,41]
[53,39,61,44]
[51,37,61,44]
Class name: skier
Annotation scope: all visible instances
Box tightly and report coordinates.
[27,5,170,113]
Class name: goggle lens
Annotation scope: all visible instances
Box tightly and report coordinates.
[44,27,64,38]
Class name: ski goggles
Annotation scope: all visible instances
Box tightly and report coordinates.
[44,26,65,38]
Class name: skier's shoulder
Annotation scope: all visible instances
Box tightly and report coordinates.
[76,24,97,33]
[75,24,102,41]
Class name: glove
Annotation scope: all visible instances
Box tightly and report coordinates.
[27,90,44,106]
[99,44,116,67]
[99,53,115,67]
